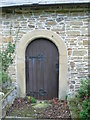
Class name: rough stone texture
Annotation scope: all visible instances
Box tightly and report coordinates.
[1,86,17,118]
[2,87,17,109]
[0,4,89,95]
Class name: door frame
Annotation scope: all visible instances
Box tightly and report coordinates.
[16,30,67,100]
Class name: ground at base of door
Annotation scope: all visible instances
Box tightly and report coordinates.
[6,97,71,119]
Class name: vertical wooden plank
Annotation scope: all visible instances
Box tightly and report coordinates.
[26,38,59,99]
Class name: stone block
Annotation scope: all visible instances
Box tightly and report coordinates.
[68,48,72,55]
[28,24,35,28]
[70,22,83,26]
[70,84,74,89]
[83,40,88,45]
[2,37,7,43]
[81,30,88,36]
[67,31,80,36]
[56,17,64,22]
[46,21,56,25]
[3,21,10,25]
[73,51,86,56]
[71,81,75,84]
[70,62,75,68]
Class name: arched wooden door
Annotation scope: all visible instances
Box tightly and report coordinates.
[26,38,59,100]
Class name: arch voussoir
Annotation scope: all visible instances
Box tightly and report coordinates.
[17,30,67,100]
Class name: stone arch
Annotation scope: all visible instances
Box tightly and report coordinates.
[16,30,67,99]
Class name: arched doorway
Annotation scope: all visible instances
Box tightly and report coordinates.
[25,38,59,99]
[17,30,67,100]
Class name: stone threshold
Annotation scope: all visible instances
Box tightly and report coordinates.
[5,116,56,119]
[5,116,45,120]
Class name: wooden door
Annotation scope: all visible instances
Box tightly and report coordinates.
[26,38,59,100]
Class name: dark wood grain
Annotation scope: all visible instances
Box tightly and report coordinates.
[26,38,59,99]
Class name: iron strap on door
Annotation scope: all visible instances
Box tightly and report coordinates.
[26,88,47,97]
[26,54,47,61]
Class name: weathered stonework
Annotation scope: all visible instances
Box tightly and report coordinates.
[1,87,17,118]
[16,30,67,99]
[1,4,89,98]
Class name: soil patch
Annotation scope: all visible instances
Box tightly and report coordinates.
[6,97,71,119]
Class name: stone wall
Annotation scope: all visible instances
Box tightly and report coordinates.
[1,87,17,118]
[0,4,89,94]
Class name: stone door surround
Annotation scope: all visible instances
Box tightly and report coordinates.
[16,30,67,99]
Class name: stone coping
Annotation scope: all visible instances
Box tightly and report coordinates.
[5,116,33,119]
[3,87,15,99]
[0,87,17,119]
[0,87,15,101]
[0,0,89,7]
